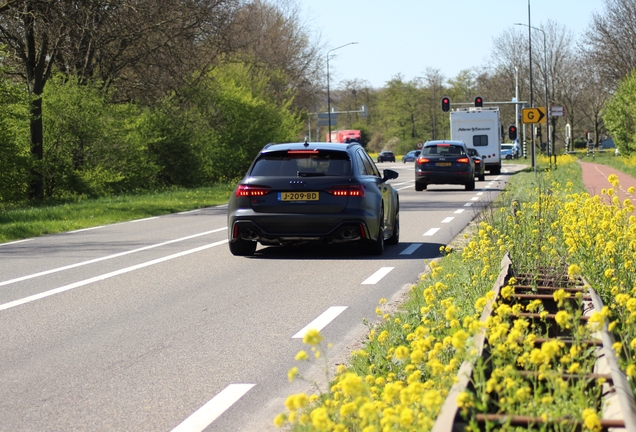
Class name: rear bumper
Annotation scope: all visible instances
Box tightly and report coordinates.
[415,170,473,185]
[228,212,376,246]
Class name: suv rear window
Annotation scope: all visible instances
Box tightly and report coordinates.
[250,150,352,177]
[422,145,466,156]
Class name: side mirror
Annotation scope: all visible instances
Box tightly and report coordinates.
[382,169,399,182]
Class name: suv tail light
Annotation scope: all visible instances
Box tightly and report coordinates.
[236,184,271,197]
[457,157,470,163]
[417,157,430,164]
[326,184,365,197]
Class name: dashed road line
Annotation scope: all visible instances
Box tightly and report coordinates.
[400,244,422,255]
[361,267,395,285]
[423,228,440,236]
[454,209,465,214]
[171,384,255,432]
[292,306,348,339]
[441,217,454,223]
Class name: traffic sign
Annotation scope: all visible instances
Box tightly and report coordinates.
[416,141,424,149]
[317,112,337,120]
[317,119,335,127]
[522,107,546,124]
[550,106,564,117]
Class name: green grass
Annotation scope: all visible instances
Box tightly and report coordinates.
[0,185,235,244]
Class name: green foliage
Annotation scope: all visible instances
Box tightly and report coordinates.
[148,61,302,185]
[603,68,636,155]
[42,76,158,198]
[0,70,30,203]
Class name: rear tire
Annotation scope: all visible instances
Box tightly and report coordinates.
[415,182,426,191]
[479,173,485,181]
[386,214,399,245]
[465,180,475,191]
[229,240,257,256]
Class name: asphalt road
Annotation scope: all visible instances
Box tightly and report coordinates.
[0,162,524,431]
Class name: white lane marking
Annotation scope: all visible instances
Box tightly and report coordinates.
[0,240,228,312]
[361,267,394,285]
[464,203,473,207]
[397,184,414,191]
[178,209,202,215]
[454,209,465,214]
[471,197,479,201]
[423,228,440,236]
[67,226,105,234]
[171,384,255,432]
[292,306,348,339]
[0,228,227,288]
[400,244,422,255]
[477,192,484,195]
[0,239,33,247]
[130,216,160,223]
[441,217,454,223]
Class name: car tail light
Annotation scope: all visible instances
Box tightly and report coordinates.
[288,149,319,154]
[457,157,470,163]
[326,184,365,197]
[417,157,430,164]
[235,184,271,197]
[474,159,481,164]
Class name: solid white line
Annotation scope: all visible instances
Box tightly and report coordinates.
[0,229,227,288]
[400,244,422,255]
[67,226,105,234]
[361,267,394,285]
[130,216,160,223]
[0,240,228,312]
[423,228,440,236]
[397,184,414,191]
[177,209,202,215]
[441,217,454,223]
[171,384,255,432]
[454,209,465,214]
[292,306,348,339]
[0,239,33,247]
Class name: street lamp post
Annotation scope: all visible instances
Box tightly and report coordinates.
[515,21,550,169]
[327,42,358,142]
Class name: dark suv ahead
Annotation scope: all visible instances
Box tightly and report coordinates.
[377,151,395,163]
[415,140,475,191]
[227,141,400,256]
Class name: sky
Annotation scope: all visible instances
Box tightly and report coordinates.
[297,0,603,88]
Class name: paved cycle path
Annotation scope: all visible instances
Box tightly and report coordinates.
[579,160,636,208]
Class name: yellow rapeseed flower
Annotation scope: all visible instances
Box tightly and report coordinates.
[303,329,324,345]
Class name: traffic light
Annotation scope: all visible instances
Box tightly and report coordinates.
[474,96,483,107]
[508,125,517,141]
[585,130,589,140]
[441,97,450,112]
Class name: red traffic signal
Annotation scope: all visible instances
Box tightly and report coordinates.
[474,96,483,107]
[508,125,517,141]
[441,97,450,112]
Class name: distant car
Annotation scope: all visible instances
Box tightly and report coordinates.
[501,143,515,160]
[377,151,396,163]
[402,150,421,163]
[415,140,475,191]
[467,148,486,182]
[227,141,400,256]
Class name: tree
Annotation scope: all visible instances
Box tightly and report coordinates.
[583,0,636,89]
[603,69,636,155]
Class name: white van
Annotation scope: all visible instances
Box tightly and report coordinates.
[450,107,502,175]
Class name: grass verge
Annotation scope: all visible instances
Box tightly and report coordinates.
[0,185,234,244]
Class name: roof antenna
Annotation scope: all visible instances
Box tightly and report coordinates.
[303,137,309,147]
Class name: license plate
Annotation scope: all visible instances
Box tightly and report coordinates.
[436,162,452,167]
[279,191,319,201]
